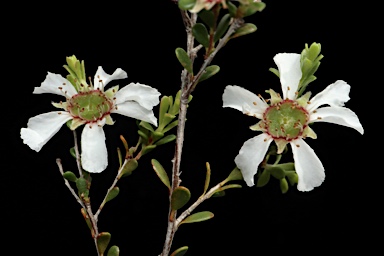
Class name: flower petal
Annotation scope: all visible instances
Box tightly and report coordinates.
[307,80,350,112]
[81,122,108,173]
[290,139,325,191]
[20,111,73,152]
[93,66,128,90]
[33,72,77,98]
[223,85,268,119]
[235,133,272,186]
[273,53,301,100]
[114,82,160,110]
[309,106,364,134]
[112,101,158,126]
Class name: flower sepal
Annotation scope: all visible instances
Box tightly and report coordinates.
[257,162,298,193]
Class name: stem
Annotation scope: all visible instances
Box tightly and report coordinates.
[94,158,130,219]
[56,158,101,255]
[73,130,84,178]
[160,11,244,256]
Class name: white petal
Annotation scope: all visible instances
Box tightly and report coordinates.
[290,139,325,191]
[81,123,108,173]
[112,101,158,126]
[309,106,364,134]
[307,80,350,112]
[20,111,73,152]
[273,53,302,100]
[114,82,160,110]
[235,133,272,186]
[222,85,268,119]
[93,66,128,90]
[33,72,77,98]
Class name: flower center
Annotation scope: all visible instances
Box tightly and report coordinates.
[264,100,308,141]
[68,90,112,122]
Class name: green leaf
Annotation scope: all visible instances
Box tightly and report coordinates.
[139,121,154,132]
[119,159,138,178]
[175,48,193,74]
[137,129,149,141]
[63,171,77,182]
[214,14,231,42]
[256,169,270,187]
[159,96,171,128]
[224,167,243,183]
[267,166,285,180]
[231,23,257,39]
[69,147,76,158]
[220,184,242,191]
[227,1,237,17]
[155,134,176,146]
[199,9,215,28]
[178,0,196,10]
[97,232,111,255]
[106,187,120,203]
[269,67,279,78]
[76,177,89,197]
[285,171,298,186]
[198,65,220,83]
[107,245,120,256]
[163,120,179,134]
[202,162,211,195]
[280,178,289,194]
[212,190,225,197]
[192,23,210,48]
[171,186,191,210]
[141,144,157,156]
[151,159,171,190]
[152,131,164,142]
[180,211,214,225]
[238,1,266,17]
[170,246,189,256]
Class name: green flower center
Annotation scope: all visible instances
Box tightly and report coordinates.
[68,90,112,122]
[264,100,308,141]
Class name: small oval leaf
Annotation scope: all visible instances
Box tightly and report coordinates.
[199,9,215,27]
[224,167,243,183]
[69,147,76,158]
[97,232,111,255]
[280,178,289,194]
[155,134,176,146]
[76,177,89,197]
[214,14,231,42]
[170,246,189,256]
[178,0,196,10]
[175,47,193,74]
[256,169,270,187]
[107,245,120,256]
[119,159,138,178]
[192,23,210,48]
[171,186,191,210]
[285,171,298,186]
[267,166,285,180]
[141,144,157,156]
[198,65,220,83]
[139,121,154,132]
[106,187,120,203]
[63,171,77,182]
[151,159,171,190]
[180,211,214,225]
[231,23,257,39]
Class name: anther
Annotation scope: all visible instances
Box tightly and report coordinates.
[58,87,63,90]
[317,117,322,120]
[287,86,290,90]
[253,101,257,105]
[296,144,300,147]
[307,101,311,104]
[264,138,267,142]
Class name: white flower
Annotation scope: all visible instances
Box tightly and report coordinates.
[222,53,364,191]
[21,64,160,173]
[189,0,227,13]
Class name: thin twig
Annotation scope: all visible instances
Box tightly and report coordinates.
[94,158,129,219]
[72,130,84,178]
[160,13,244,256]
[56,158,85,209]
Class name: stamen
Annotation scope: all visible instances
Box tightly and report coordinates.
[253,101,257,105]
[264,138,267,142]
[307,101,311,104]
[296,144,300,147]
[317,117,322,120]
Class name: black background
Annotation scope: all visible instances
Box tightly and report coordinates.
[5,1,374,255]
